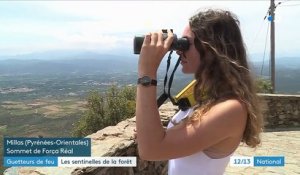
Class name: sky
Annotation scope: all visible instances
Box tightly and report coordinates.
[0,0,299,60]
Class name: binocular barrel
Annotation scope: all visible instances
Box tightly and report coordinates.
[133,34,189,54]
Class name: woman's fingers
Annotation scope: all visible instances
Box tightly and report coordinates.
[142,33,151,47]
[157,31,164,47]
[143,30,173,52]
[164,29,174,50]
[138,30,174,73]
[150,32,158,46]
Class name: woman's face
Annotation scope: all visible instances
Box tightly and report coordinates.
[177,25,201,74]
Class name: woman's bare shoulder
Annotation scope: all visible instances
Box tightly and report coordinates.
[201,99,247,134]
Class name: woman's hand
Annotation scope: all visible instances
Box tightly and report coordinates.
[138,30,174,78]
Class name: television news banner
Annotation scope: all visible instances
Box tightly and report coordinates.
[4,137,284,168]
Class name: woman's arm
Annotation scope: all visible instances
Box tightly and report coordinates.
[136,30,173,159]
[136,31,247,161]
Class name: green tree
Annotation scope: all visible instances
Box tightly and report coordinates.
[72,85,136,137]
[255,78,273,93]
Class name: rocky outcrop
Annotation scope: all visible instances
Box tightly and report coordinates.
[4,94,299,175]
[3,103,177,175]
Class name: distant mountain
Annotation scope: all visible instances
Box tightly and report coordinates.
[0,50,180,75]
[0,50,136,60]
[251,57,300,94]
[251,56,300,70]
[0,51,299,93]
[0,52,139,75]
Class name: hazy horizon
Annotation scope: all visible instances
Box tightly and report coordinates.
[1,1,300,59]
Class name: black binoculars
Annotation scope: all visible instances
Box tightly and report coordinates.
[133,30,190,54]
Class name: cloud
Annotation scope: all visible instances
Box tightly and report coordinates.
[0,1,299,56]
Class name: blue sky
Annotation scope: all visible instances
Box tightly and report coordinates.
[0,1,299,60]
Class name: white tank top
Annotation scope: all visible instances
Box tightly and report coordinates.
[167,108,231,175]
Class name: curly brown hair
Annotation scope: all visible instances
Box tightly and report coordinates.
[188,9,263,148]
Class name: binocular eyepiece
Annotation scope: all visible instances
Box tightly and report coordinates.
[133,30,190,54]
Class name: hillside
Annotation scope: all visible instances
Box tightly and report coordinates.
[0,52,298,93]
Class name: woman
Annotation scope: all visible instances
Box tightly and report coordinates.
[135,9,263,175]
